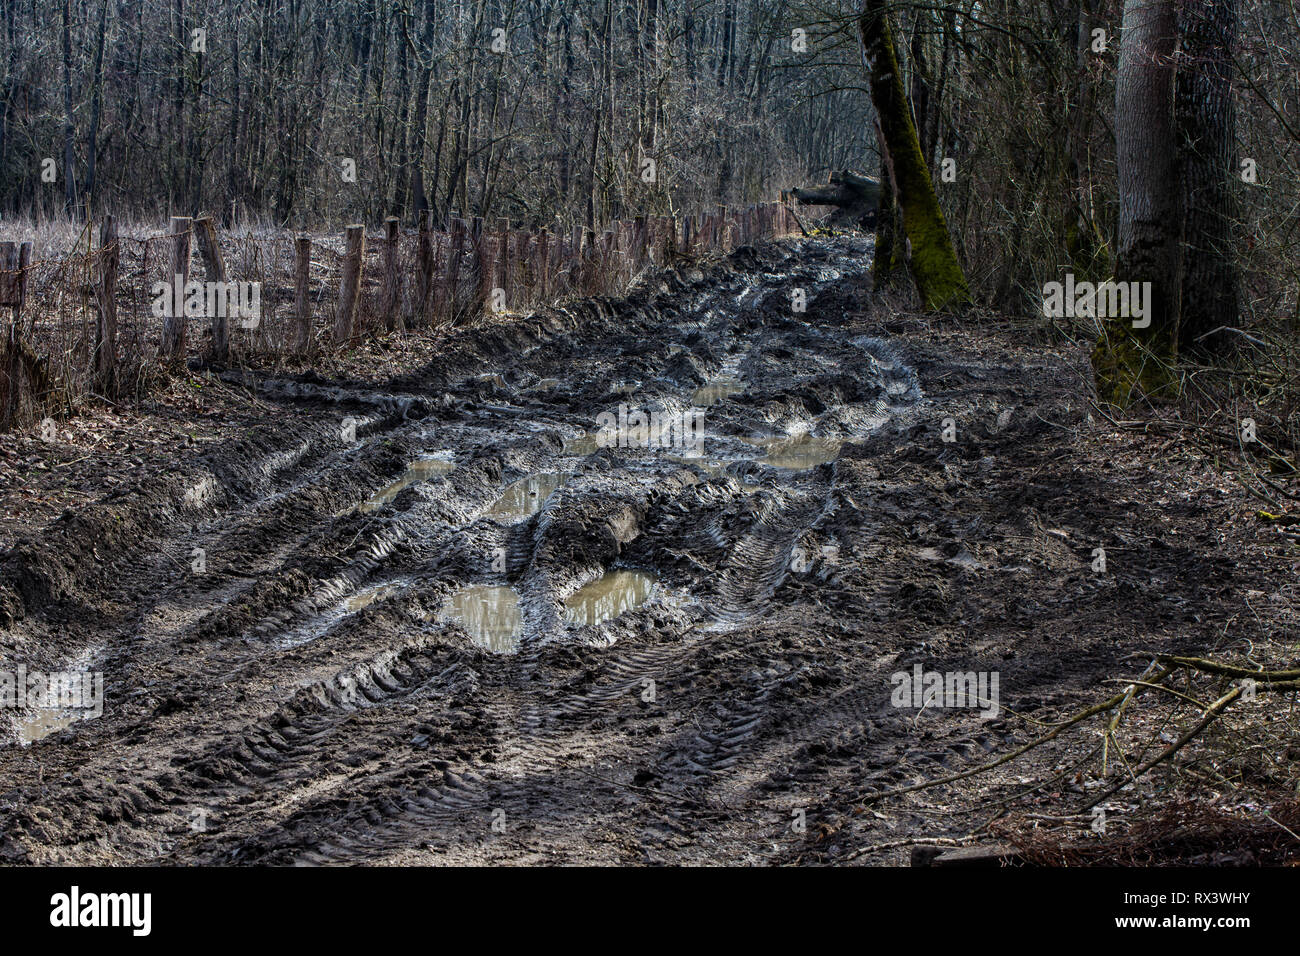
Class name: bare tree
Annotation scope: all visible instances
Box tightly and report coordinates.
[1094,0,1182,402]
[1178,0,1240,353]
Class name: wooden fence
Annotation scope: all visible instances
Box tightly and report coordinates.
[0,199,802,429]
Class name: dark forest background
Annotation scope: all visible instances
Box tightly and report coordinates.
[0,0,1296,327]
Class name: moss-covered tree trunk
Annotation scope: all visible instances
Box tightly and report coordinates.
[872,118,902,291]
[859,0,970,312]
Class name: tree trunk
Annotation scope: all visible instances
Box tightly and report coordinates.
[60,0,77,218]
[1093,0,1182,404]
[1064,0,1106,278]
[84,0,110,216]
[407,0,437,224]
[859,0,969,311]
[1177,0,1239,353]
[873,140,903,290]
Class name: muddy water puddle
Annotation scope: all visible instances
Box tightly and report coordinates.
[10,649,104,746]
[563,570,658,627]
[691,377,744,406]
[359,456,455,512]
[486,473,566,519]
[667,455,761,492]
[442,585,523,653]
[562,433,601,456]
[563,412,703,458]
[345,581,403,611]
[669,454,729,476]
[745,434,846,470]
[16,708,98,746]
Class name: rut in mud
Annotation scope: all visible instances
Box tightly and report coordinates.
[0,237,1272,864]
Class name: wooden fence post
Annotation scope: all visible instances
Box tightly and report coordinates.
[554,232,564,295]
[1,244,16,311]
[537,227,550,303]
[293,236,312,352]
[584,228,597,293]
[414,210,434,326]
[496,218,510,313]
[161,216,191,364]
[567,225,580,293]
[617,220,631,285]
[95,217,119,392]
[517,232,530,308]
[602,229,615,292]
[633,215,647,271]
[1,241,35,427]
[0,241,31,316]
[443,217,466,324]
[469,216,489,318]
[194,215,229,363]
[0,241,14,428]
[381,216,401,332]
[334,224,364,345]
[16,241,29,314]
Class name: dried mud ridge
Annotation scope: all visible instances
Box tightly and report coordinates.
[0,237,1256,864]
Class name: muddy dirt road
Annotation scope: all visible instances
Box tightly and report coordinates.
[0,237,1283,865]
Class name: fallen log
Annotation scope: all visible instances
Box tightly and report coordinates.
[911,844,1023,867]
[791,169,881,230]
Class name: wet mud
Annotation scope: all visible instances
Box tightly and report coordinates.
[0,236,1280,865]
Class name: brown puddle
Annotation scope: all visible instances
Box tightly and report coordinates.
[667,455,762,492]
[562,416,688,456]
[746,434,845,470]
[563,570,658,627]
[668,454,728,476]
[442,585,523,653]
[486,473,565,519]
[359,456,455,512]
[691,377,744,406]
[562,433,600,456]
[12,652,104,745]
[345,582,401,611]
[17,709,96,746]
